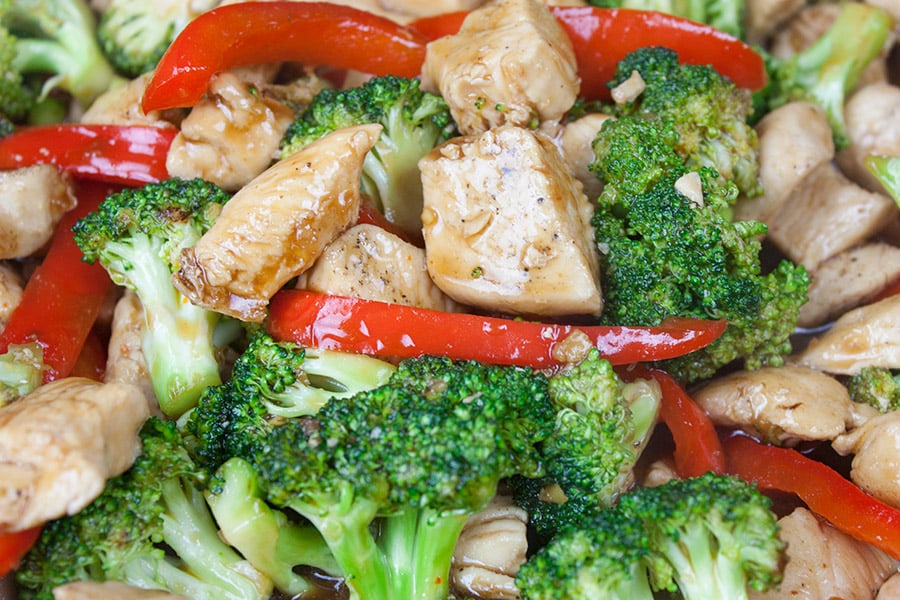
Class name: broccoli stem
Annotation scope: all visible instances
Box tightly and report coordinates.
[659,526,749,600]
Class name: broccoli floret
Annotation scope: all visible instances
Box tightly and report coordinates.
[0,342,45,407]
[845,366,900,413]
[72,177,231,417]
[513,349,662,541]
[184,329,396,470]
[754,2,891,149]
[607,46,761,197]
[15,417,272,600]
[517,473,784,600]
[588,0,745,39]
[252,356,556,600]
[97,0,218,77]
[865,154,900,207]
[0,0,123,118]
[280,75,458,234]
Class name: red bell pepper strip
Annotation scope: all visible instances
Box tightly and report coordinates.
[408,7,767,101]
[267,290,726,368]
[141,2,427,113]
[725,434,900,561]
[0,181,116,383]
[0,124,176,185]
[0,527,41,578]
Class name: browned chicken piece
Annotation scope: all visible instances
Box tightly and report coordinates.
[297,223,460,312]
[691,365,865,446]
[734,102,834,225]
[767,161,894,271]
[419,124,602,317]
[450,495,528,600]
[165,71,295,191]
[799,243,900,328]
[793,294,900,374]
[104,290,160,416]
[53,581,186,600]
[0,262,23,330]
[420,0,579,136]
[556,113,614,200]
[743,0,805,44]
[0,378,149,531]
[80,72,184,127]
[749,507,899,600]
[174,124,382,322]
[877,572,900,599]
[837,82,900,193]
[834,410,900,509]
[0,165,76,260]
[638,457,678,488]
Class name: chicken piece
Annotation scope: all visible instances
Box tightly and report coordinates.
[80,72,184,127]
[794,294,900,374]
[638,457,678,488]
[834,410,900,509]
[768,161,895,271]
[104,290,160,416]
[0,262,23,330]
[556,113,613,200]
[799,243,900,328]
[0,377,149,531]
[378,0,487,18]
[878,572,900,599]
[749,507,898,600]
[0,165,75,260]
[420,0,579,136]
[165,71,295,191]
[174,124,382,322]
[734,102,835,225]
[744,0,805,43]
[297,223,460,312]
[837,82,900,193]
[451,495,528,600]
[691,365,862,446]
[53,581,186,600]
[419,125,602,317]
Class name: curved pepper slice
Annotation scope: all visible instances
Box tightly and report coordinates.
[266,290,726,368]
[0,124,175,185]
[142,1,427,112]
[725,434,900,561]
[0,527,42,578]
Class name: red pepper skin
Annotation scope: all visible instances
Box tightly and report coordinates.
[267,290,726,368]
[0,125,175,185]
[0,527,41,577]
[408,7,767,100]
[0,181,116,383]
[142,2,427,112]
[725,434,900,561]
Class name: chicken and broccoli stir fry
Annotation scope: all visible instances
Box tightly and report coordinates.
[1,0,900,597]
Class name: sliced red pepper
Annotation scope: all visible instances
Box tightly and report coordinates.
[408,7,767,100]
[69,328,108,382]
[267,290,726,368]
[141,2,427,112]
[0,181,116,382]
[0,527,41,577]
[725,434,900,560]
[0,124,176,185]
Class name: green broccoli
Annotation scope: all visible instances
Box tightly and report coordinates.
[72,177,231,417]
[513,349,662,541]
[247,355,555,600]
[865,154,900,207]
[606,46,761,197]
[517,472,785,600]
[15,417,273,600]
[97,0,219,77]
[845,366,900,413]
[280,75,458,234]
[0,342,45,407]
[589,0,745,41]
[0,0,123,119]
[753,2,891,149]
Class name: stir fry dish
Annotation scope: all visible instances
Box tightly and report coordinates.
[1,0,900,598]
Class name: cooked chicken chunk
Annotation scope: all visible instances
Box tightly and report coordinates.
[419,125,602,316]
[799,243,900,328]
[80,72,184,127]
[104,290,159,416]
[878,572,900,599]
[0,165,75,260]
[691,365,862,446]
[166,71,295,191]
[420,0,579,135]
[744,0,805,43]
[297,223,459,311]
[768,161,895,271]
[0,378,149,531]
[556,113,613,200]
[834,410,900,509]
[174,124,382,322]
[53,581,186,600]
[837,82,900,193]
[749,507,898,600]
[378,0,487,18]
[451,495,528,600]
[734,102,835,225]
[0,262,23,330]
[794,294,900,374]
